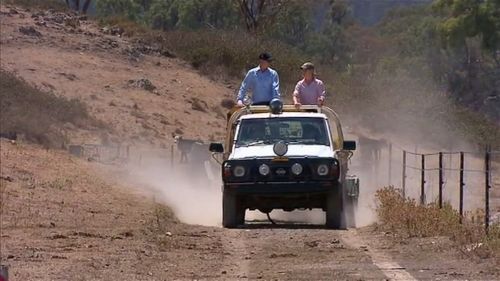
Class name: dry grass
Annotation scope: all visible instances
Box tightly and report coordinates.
[153,30,305,90]
[220,98,236,110]
[96,16,305,96]
[190,97,208,112]
[0,70,104,148]
[98,16,150,37]
[147,202,179,250]
[375,186,500,259]
[4,0,67,11]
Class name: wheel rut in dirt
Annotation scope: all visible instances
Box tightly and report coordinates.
[218,225,387,280]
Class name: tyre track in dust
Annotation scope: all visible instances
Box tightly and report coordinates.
[339,230,417,281]
[219,225,389,280]
[220,229,251,280]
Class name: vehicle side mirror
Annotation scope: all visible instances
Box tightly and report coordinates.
[343,140,356,151]
[209,142,224,153]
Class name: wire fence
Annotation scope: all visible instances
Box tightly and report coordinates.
[68,140,500,232]
[381,144,499,233]
[66,141,218,181]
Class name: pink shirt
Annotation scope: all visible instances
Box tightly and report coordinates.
[293,78,326,105]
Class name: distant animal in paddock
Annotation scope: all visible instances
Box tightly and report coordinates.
[350,129,389,165]
[358,136,388,163]
[0,131,17,141]
[190,142,211,163]
[172,134,204,163]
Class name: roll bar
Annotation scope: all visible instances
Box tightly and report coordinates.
[224,105,345,156]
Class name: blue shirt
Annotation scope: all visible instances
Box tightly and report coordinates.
[237,66,280,104]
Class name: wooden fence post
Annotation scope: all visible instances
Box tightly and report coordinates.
[420,154,425,205]
[459,152,464,223]
[485,146,491,234]
[388,142,392,186]
[439,152,443,208]
[0,265,8,281]
[402,150,406,198]
[170,144,174,169]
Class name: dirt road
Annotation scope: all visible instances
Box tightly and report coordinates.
[2,141,499,281]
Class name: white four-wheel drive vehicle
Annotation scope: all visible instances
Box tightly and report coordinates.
[209,101,359,229]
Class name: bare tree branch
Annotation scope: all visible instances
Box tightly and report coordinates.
[233,0,285,33]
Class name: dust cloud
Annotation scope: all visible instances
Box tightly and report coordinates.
[127,157,222,226]
[126,152,380,228]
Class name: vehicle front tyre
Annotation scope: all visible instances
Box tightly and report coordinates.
[325,187,343,229]
[222,190,245,228]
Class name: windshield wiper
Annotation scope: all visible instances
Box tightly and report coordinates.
[245,140,269,146]
[288,140,328,145]
[234,140,270,147]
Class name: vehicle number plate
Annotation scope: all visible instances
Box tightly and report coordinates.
[276,168,287,176]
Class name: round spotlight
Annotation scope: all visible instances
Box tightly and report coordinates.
[317,164,329,176]
[273,141,288,157]
[233,166,245,177]
[259,164,270,176]
[269,98,283,114]
[291,163,303,175]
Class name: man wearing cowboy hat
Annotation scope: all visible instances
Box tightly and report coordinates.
[293,62,326,108]
[236,52,281,106]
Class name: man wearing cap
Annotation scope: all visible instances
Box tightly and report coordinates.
[293,62,326,108]
[237,52,281,106]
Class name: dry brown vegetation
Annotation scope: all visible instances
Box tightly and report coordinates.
[375,186,500,260]
[96,15,500,149]
[3,0,67,11]
[98,16,150,37]
[98,18,306,95]
[0,70,104,148]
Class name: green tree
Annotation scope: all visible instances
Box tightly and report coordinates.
[176,0,238,29]
[147,0,178,30]
[147,0,238,30]
[434,0,500,63]
[304,0,353,67]
[268,1,312,46]
[233,0,287,33]
[96,0,143,21]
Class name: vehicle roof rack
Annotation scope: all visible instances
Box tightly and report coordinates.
[244,105,322,114]
[227,105,341,131]
[225,104,345,151]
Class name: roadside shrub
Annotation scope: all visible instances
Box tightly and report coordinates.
[0,70,102,148]
[375,186,500,259]
[375,186,461,237]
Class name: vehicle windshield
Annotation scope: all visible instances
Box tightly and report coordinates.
[235,117,330,147]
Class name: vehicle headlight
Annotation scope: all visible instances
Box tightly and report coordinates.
[259,164,270,176]
[331,160,340,177]
[317,164,329,176]
[291,163,303,175]
[233,166,246,177]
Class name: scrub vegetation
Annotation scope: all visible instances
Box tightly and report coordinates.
[0,70,103,148]
[91,0,499,148]
[375,186,500,260]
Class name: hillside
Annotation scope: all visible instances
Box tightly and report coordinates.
[1,4,499,280]
[0,6,233,147]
